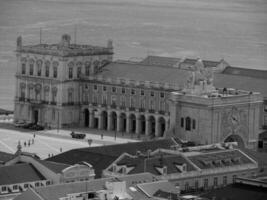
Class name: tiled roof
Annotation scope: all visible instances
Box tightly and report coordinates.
[14,173,156,200]
[188,149,254,170]
[37,160,70,173]
[0,151,14,164]
[100,62,190,87]
[0,163,45,185]
[140,56,181,67]
[214,73,267,97]
[137,180,179,199]
[153,189,180,200]
[222,66,267,79]
[201,183,267,200]
[116,154,196,175]
[13,188,43,200]
[47,139,177,178]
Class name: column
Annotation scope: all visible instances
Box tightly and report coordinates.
[89,110,94,128]
[98,112,103,130]
[107,112,112,131]
[117,113,121,132]
[126,113,130,133]
[135,114,141,135]
[155,116,160,137]
[145,116,150,136]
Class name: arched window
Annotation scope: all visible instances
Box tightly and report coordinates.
[45,61,50,77]
[77,66,81,78]
[22,63,26,74]
[69,67,73,79]
[52,62,58,78]
[37,60,42,76]
[85,62,90,76]
[185,117,191,131]
[29,59,34,75]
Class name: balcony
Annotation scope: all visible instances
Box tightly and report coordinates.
[159,110,165,115]
[148,109,155,113]
[139,108,145,113]
[120,106,126,110]
[50,101,57,105]
[18,97,26,102]
[129,107,135,111]
[111,104,117,109]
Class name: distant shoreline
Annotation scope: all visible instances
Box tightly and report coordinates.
[0,108,13,115]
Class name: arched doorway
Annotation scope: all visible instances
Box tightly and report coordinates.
[33,110,38,124]
[129,114,136,133]
[224,134,245,148]
[93,109,98,129]
[158,117,166,137]
[102,111,108,130]
[111,112,117,131]
[149,116,156,138]
[140,115,146,135]
[120,113,127,132]
[84,109,89,127]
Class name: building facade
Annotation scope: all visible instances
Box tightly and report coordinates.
[14,34,263,149]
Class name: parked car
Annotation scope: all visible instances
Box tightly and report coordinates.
[14,121,27,127]
[70,131,86,139]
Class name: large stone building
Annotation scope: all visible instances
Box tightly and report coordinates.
[14,34,263,149]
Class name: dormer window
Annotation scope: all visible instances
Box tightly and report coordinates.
[112,164,116,173]
[122,166,127,174]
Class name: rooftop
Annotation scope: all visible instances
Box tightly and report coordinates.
[47,138,178,178]
[16,34,113,57]
[222,66,267,79]
[0,163,46,185]
[188,149,254,170]
[99,61,190,87]
[140,55,181,67]
[0,151,14,164]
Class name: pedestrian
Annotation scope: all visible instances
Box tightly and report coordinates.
[48,153,50,158]
[24,141,26,147]
[60,147,62,152]
[32,138,34,144]
[33,133,36,138]
[101,134,103,139]
[28,140,31,146]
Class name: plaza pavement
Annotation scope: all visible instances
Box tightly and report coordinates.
[0,120,138,160]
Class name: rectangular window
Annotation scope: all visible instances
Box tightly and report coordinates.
[150,91,154,97]
[185,182,189,191]
[233,175,237,183]
[13,185,18,190]
[2,186,7,191]
[181,118,184,127]
[214,177,218,187]
[195,180,199,189]
[22,63,26,74]
[103,85,107,91]
[94,85,98,91]
[122,87,126,94]
[223,176,227,185]
[141,90,145,96]
[160,92,165,98]
[45,66,49,77]
[24,184,29,188]
[131,89,135,95]
[111,96,116,106]
[112,87,116,93]
[204,178,208,188]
